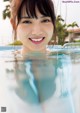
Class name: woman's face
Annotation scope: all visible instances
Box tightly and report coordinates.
[17,7,54,53]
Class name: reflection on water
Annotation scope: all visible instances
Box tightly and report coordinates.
[0,51,80,113]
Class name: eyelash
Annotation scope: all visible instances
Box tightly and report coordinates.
[41,19,51,23]
[22,21,32,24]
[22,19,51,24]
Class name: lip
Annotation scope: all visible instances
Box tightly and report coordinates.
[29,37,45,44]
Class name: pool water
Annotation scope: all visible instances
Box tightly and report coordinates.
[0,48,80,113]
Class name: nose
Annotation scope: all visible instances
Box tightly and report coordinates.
[31,24,43,35]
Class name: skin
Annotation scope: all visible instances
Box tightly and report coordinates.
[16,8,54,55]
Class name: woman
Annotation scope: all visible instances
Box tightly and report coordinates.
[8,1,75,113]
[10,0,56,55]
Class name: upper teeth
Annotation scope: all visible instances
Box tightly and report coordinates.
[30,38,43,42]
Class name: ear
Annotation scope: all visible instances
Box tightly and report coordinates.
[10,18,17,30]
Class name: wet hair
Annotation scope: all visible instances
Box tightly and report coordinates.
[17,0,56,31]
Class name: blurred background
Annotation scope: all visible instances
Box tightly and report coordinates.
[0,0,12,45]
[0,0,80,45]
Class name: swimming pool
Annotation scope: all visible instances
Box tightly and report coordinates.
[0,45,80,113]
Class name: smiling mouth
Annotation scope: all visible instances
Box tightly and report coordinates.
[29,37,45,44]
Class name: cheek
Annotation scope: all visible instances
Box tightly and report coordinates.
[47,25,54,37]
[16,25,27,39]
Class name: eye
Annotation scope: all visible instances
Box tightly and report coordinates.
[41,19,51,23]
[22,20,32,24]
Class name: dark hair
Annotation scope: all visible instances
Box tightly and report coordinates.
[17,0,56,44]
[18,0,56,29]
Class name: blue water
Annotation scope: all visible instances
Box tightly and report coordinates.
[0,47,80,113]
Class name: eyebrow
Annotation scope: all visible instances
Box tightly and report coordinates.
[20,16,50,19]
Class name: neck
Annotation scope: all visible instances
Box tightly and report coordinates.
[20,46,47,56]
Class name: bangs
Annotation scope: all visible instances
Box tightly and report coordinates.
[18,0,56,20]
[25,0,52,18]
